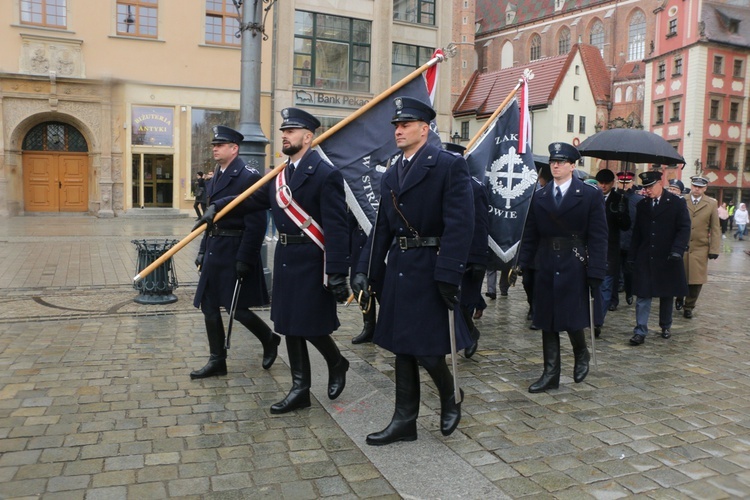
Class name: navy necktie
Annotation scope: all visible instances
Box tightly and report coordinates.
[555,186,562,206]
[399,158,411,187]
[215,169,223,181]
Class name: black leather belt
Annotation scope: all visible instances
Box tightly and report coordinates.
[209,227,243,237]
[543,237,585,251]
[398,236,440,250]
[278,233,313,245]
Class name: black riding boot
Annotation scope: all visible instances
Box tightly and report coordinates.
[461,306,480,358]
[270,336,311,414]
[352,302,376,344]
[366,355,420,445]
[528,330,561,393]
[190,314,228,379]
[568,329,590,383]
[234,309,281,369]
[308,336,349,400]
[420,355,463,436]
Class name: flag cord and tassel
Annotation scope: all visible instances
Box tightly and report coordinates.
[134,43,457,283]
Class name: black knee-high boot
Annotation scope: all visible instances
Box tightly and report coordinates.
[420,355,463,436]
[308,336,349,400]
[528,330,560,393]
[352,301,376,344]
[461,306,480,358]
[270,336,311,414]
[568,329,590,383]
[234,309,281,369]
[190,313,228,379]
[366,355,419,445]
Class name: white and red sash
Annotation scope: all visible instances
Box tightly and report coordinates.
[275,166,327,283]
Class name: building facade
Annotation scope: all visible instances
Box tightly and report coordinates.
[646,0,750,202]
[1,0,454,217]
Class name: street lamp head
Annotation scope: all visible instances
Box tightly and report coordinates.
[451,131,461,142]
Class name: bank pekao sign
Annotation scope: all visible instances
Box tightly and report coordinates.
[131,106,174,146]
[294,89,370,109]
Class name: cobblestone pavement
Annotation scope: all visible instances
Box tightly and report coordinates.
[1,216,750,499]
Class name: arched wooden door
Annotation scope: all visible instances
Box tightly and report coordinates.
[22,122,89,212]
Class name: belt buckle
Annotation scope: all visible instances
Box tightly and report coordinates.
[398,237,408,250]
[552,240,561,251]
[279,234,288,245]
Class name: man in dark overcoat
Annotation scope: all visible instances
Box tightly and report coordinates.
[191,126,279,380]
[351,97,474,445]
[519,142,608,393]
[617,171,642,306]
[594,168,631,335]
[444,142,488,358]
[627,170,690,345]
[198,109,351,413]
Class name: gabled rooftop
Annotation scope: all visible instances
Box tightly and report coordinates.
[453,44,611,118]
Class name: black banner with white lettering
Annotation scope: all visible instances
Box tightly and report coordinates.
[465,99,537,267]
[316,77,441,234]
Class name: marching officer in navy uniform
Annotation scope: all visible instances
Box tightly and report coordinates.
[627,170,690,345]
[191,125,279,379]
[197,109,351,413]
[444,141,489,358]
[351,97,474,445]
[519,142,608,393]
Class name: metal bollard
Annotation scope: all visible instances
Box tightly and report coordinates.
[132,239,179,304]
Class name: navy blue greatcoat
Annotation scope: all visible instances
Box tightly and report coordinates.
[214,148,350,337]
[629,191,690,298]
[193,156,269,310]
[519,176,608,332]
[460,177,489,310]
[357,143,475,356]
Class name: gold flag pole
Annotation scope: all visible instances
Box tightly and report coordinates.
[133,44,457,283]
[463,68,533,153]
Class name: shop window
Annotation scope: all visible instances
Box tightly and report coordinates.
[190,108,239,176]
[391,43,433,85]
[117,0,157,38]
[294,11,371,92]
[21,0,66,28]
[393,0,435,25]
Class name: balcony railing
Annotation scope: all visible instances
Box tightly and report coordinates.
[725,162,739,171]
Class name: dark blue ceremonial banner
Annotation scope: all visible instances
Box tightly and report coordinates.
[465,99,537,267]
[316,77,441,234]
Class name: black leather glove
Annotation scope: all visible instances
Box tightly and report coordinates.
[667,252,682,262]
[351,273,370,308]
[236,260,252,280]
[708,253,719,260]
[468,263,487,282]
[195,252,204,269]
[587,277,603,291]
[625,261,635,272]
[327,273,349,303]
[192,204,217,232]
[437,281,459,310]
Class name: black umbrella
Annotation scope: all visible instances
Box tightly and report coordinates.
[577,128,685,166]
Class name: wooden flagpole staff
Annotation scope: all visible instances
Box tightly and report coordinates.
[133,44,457,283]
